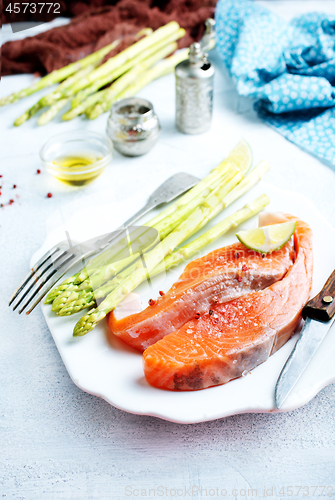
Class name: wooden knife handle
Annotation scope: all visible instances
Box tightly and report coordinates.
[302,270,335,322]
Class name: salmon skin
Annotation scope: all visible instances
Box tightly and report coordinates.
[109,239,295,352]
[143,215,313,391]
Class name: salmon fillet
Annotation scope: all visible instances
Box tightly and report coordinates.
[109,240,295,351]
[143,215,313,390]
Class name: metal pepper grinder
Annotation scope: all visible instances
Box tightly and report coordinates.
[175,19,215,135]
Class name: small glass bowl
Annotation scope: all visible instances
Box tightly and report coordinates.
[40,130,113,186]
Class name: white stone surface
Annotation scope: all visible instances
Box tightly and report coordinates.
[1,2,335,499]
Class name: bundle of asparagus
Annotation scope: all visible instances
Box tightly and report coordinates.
[0,22,202,126]
[73,161,269,336]
[43,141,271,337]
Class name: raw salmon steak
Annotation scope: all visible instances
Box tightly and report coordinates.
[143,214,313,390]
[109,231,295,351]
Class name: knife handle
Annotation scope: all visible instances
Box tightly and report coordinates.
[302,270,335,322]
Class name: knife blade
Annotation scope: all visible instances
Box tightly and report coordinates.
[275,269,335,409]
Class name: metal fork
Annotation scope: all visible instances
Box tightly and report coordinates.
[9,172,200,315]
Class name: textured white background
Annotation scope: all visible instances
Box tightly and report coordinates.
[1,2,335,499]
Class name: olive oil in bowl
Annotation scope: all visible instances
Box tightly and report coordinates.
[52,154,104,186]
[40,131,113,187]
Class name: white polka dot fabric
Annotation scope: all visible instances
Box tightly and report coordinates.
[215,0,335,166]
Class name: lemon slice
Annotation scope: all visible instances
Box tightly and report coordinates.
[236,221,296,254]
[227,139,252,175]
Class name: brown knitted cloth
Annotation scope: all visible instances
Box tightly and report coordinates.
[2,0,216,76]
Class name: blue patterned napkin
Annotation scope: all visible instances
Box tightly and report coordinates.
[215,0,335,167]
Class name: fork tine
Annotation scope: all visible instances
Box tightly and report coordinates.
[12,265,54,311]
[24,252,95,315]
[48,249,70,269]
[13,251,68,311]
[8,245,62,306]
[18,253,76,314]
[12,249,71,311]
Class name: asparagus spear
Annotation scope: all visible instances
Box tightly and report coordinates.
[39,63,99,107]
[68,28,185,116]
[45,140,252,304]
[63,38,182,121]
[44,273,82,304]
[38,98,70,126]
[41,29,154,108]
[144,138,251,229]
[52,165,242,312]
[45,229,149,304]
[154,166,240,239]
[57,22,180,102]
[5,28,153,111]
[67,91,108,120]
[87,39,215,120]
[70,88,105,112]
[41,29,155,110]
[42,23,180,109]
[0,40,122,107]
[14,102,43,127]
[51,166,241,313]
[87,48,188,119]
[13,63,99,126]
[73,164,266,336]
[154,194,271,272]
[56,194,270,316]
[51,250,151,312]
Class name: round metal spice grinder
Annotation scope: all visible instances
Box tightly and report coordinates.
[106,97,161,157]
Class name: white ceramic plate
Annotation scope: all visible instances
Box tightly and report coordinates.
[35,182,335,423]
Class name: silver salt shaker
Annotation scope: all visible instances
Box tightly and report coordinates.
[106,97,161,156]
[175,19,215,134]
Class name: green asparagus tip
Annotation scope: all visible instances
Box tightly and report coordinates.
[73,308,98,336]
[45,291,61,304]
[45,284,72,304]
[57,291,94,316]
[86,105,103,120]
[0,96,16,107]
[51,292,72,312]
[71,98,80,109]
[58,298,95,316]
[14,115,27,127]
